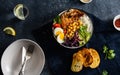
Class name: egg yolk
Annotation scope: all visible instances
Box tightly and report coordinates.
[55,31,62,36]
[59,33,64,40]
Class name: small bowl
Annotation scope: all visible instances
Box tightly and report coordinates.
[113,14,120,31]
[80,0,92,3]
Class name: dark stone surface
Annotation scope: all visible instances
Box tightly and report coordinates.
[0,0,120,75]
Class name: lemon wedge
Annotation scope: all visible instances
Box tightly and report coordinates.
[3,27,16,36]
[14,4,25,20]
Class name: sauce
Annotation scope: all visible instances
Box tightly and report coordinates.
[115,18,120,28]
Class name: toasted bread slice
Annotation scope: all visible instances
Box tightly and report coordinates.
[71,53,84,72]
[78,48,93,67]
[89,48,100,68]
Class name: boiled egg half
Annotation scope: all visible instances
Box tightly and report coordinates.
[54,28,64,43]
[54,28,63,36]
[57,33,64,43]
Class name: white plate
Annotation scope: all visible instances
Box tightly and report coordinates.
[1,39,45,75]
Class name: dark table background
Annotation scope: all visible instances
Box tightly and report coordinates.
[0,0,120,75]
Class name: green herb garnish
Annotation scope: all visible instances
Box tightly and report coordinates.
[103,45,116,60]
[53,15,61,24]
[103,45,108,53]
[102,70,108,75]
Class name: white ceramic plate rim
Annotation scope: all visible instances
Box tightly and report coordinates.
[1,39,45,75]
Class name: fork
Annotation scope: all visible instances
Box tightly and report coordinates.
[19,45,34,75]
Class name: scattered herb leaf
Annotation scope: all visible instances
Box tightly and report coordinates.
[108,52,115,60]
[102,70,108,75]
[103,45,108,53]
[103,45,116,60]
[109,50,114,53]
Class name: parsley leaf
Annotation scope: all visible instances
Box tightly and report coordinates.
[102,70,108,75]
[103,45,108,53]
[53,16,61,24]
[103,45,116,60]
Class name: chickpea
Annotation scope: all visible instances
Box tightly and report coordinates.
[69,33,72,36]
[70,26,73,29]
[73,28,76,32]
[77,26,80,29]
[74,25,76,28]
[65,19,83,39]
[67,35,69,37]
[68,29,71,32]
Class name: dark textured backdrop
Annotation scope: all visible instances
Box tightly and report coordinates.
[0,0,120,75]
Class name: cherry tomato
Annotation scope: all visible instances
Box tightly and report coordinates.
[53,24,61,28]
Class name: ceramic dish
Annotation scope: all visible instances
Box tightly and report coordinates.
[1,39,45,75]
[80,0,92,3]
[113,14,120,31]
[52,8,93,49]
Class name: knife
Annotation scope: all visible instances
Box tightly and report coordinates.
[19,46,26,75]
[22,47,26,65]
